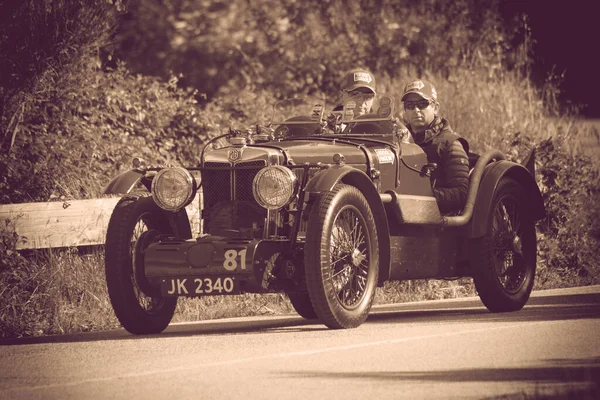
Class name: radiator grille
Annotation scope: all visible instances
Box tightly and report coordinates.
[203,162,231,210]
[202,160,267,236]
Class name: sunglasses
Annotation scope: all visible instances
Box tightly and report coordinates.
[404,100,431,110]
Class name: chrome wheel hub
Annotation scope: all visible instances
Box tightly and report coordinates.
[512,235,523,256]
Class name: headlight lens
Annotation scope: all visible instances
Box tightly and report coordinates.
[151,167,197,211]
[252,166,297,210]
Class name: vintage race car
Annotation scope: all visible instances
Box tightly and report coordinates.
[103,94,545,335]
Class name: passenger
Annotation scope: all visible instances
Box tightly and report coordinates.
[401,79,469,214]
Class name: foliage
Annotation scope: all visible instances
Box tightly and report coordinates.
[0,59,219,202]
[535,136,600,284]
[0,0,223,203]
[113,0,516,102]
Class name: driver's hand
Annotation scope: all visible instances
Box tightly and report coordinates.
[394,118,414,143]
[326,111,342,133]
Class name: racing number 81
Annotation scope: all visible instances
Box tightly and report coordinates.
[223,249,247,271]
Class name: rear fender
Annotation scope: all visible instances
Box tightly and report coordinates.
[103,169,149,195]
[304,166,391,285]
[469,161,545,238]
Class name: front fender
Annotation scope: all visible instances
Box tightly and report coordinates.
[105,175,192,239]
[469,161,545,238]
[304,166,391,286]
[303,165,350,195]
[103,169,147,195]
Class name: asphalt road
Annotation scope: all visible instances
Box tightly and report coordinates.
[1,286,599,399]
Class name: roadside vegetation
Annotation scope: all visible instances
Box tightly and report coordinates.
[1,0,598,338]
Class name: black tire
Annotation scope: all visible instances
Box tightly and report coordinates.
[287,291,318,320]
[472,177,537,312]
[305,184,379,329]
[105,196,177,334]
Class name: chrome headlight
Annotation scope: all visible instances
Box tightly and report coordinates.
[252,166,297,210]
[151,167,197,212]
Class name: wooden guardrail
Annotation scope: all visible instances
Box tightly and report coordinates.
[0,195,201,250]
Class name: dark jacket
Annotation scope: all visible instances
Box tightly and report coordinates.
[409,116,470,214]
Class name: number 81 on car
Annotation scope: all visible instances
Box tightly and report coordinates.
[161,276,240,297]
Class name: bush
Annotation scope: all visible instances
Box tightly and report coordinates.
[0,54,225,203]
[113,0,517,101]
[535,136,600,285]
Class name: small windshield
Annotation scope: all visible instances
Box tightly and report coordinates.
[341,93,397,124]
[270,97,326,126]
[264,94,399,137]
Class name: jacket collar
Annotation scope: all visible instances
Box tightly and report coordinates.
[410,116,449,145]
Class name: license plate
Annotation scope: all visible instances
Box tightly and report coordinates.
[161,276,240,297]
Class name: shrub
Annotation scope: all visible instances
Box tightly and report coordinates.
[0,55,223,203]
[113,0,517,101]
[535,136,600,285]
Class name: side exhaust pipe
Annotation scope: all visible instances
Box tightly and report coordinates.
[442,149,506,227]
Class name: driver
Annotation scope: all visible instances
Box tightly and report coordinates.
[339,68,377,117]
[401,79,469,214]
[328,68,377,132]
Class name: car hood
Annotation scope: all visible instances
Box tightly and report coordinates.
[202,136,394,168]
[272,138,370,165]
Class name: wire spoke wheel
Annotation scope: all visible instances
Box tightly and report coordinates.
[472,177,537,312]
[492,200,526,293]
[305,184,378,329]
[330,208,370,307]
[105,196,177,334]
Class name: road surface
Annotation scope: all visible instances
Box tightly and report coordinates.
[1,286,599,399]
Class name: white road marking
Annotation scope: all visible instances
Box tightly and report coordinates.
[5,319,569,393]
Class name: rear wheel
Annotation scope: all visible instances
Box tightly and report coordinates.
[105,196,177,334]
[305,184,379,329]
[472,177,537,312]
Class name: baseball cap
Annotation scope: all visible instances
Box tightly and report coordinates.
[340,69,376,94]
[401,79,437,102]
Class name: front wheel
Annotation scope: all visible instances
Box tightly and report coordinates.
[472,177,537,312]
[105,196,178,334]
[305,184,379,329]
[287,291,318,320]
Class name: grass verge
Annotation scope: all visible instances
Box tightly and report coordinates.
[1,244,591,339]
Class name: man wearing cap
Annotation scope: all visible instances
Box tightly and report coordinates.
[401,79,469,214]
[339,68,377,117]
[327,69,377,132]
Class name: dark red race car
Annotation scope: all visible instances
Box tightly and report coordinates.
[103,94,545,335]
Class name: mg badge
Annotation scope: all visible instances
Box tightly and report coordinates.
[228,149,241,162]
